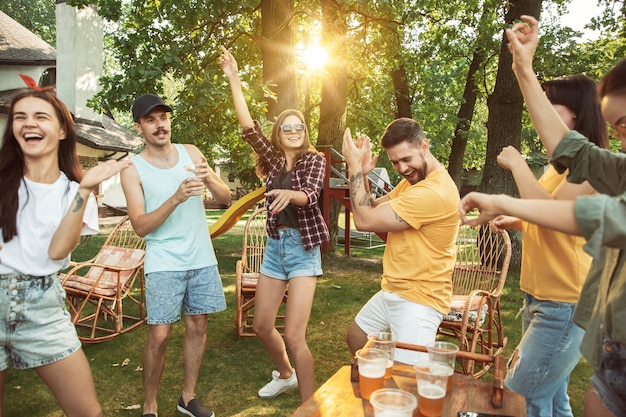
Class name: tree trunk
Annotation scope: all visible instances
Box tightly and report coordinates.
[391,63,412,119]
[318,0,348,255]
[260,0,299,120]
[448,50,483,189]
[483,0,543,269]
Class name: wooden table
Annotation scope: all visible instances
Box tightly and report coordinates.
[291,364,526,417]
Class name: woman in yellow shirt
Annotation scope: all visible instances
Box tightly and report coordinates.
[491,75,608,417]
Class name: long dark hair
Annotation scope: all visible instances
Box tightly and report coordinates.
[542,75,609,149]
[255,109,320,178]
[0,90,82,242]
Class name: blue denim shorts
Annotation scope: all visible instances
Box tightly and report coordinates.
[145,265,226,325]
[591,338,626,416]
[0,274,80,371]
[260,228,322,280]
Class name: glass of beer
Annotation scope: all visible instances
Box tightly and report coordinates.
[370,388,417,417]
[425,340,458,391]
[355,348,388,400]
[413,361,449,417]
[367,332,396,379]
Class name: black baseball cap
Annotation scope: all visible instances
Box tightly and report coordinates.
[132,94,173,121]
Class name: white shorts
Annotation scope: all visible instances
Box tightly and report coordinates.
[355,290,443,364]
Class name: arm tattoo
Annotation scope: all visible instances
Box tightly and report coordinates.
[394,212,406,223]
[349,171,373,207]
[72,192,84,212]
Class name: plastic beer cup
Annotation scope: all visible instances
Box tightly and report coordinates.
[367,331,396,379]
[413,361,449,417]
[425,341,458,391]
[370,388,417,417]
[355,348,387,400]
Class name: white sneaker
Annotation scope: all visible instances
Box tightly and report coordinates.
[258,368,298,398]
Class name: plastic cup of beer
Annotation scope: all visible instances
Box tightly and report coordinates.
[425,341,458,391]
[370,388,417,417]
[367,332,396,379]
[413,361,449,417]
[355,348,388,400]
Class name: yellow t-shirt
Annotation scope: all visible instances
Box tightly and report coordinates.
[520,166,591,303]
[383,167,460,314]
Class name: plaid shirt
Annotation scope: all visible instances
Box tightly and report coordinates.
[242,121,330,250]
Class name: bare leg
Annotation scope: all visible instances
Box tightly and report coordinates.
[346,321,368,355]
[584,385,616,417]
[35,349,103,417]
[253,274,292,378]
[283,276,317,402]
[142,324,172,416]
[181,314,208,405]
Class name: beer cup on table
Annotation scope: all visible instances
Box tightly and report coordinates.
[413,361,449,417]
[355,348,388,400]
[367,331,396,379]
[370,388,417,417]
[425,340,458,391]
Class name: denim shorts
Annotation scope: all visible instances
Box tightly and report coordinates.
[260,228,322,280]
[591,338,626,416]
[0,274,80,371]
[145,265,226,325]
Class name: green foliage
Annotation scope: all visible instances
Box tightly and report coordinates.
[2,0,56,45]
[5,0,624,183]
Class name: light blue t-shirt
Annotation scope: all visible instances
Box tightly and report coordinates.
[132,144,217,273]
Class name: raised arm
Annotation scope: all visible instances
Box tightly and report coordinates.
[49,159,132,260]
[219,46,254,130]
[342,128,409,233]
[459,192,580,236]
[506,15,569,156]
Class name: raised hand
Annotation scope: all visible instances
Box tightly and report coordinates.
[505,15,539,75]
[342,128,378,176]
[496,146,524,172]
[459,192,501,227]
[219,46,239,78]
[80,159,132,192]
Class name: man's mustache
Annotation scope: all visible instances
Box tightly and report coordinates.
[153,128,169,135]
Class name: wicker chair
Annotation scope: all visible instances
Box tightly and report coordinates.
[235,206,288,337]
[62,216,146,343]
[438,224,512,377]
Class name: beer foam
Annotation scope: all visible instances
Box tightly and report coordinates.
[359,362,386,378]
[418,383,445,399]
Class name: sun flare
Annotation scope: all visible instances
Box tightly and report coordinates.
[301,44,329,71]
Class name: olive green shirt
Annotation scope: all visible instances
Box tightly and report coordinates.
[551,130,626,370]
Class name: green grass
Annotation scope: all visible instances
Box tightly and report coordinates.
[3,211,593,416]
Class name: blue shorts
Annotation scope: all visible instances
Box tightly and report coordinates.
[260,228,322,280]
[590,338,626,416]
[0,274,81,371]
[145,265,226,325]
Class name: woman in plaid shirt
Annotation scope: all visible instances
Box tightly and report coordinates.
[220,47,329,403]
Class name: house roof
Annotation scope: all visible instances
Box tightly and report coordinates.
[0,11,56,65]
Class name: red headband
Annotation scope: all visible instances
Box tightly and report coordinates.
[19,74,55,92]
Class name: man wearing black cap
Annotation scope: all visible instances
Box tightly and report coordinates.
[121,93,231,417]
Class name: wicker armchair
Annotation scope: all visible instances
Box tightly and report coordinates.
[235,207,288,337]
[62,216,146,343]
[438,224,512,377]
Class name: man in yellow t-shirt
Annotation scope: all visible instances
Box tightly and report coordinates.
[342,118,459,364]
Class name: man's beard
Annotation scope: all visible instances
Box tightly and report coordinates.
[406,160,428,185]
